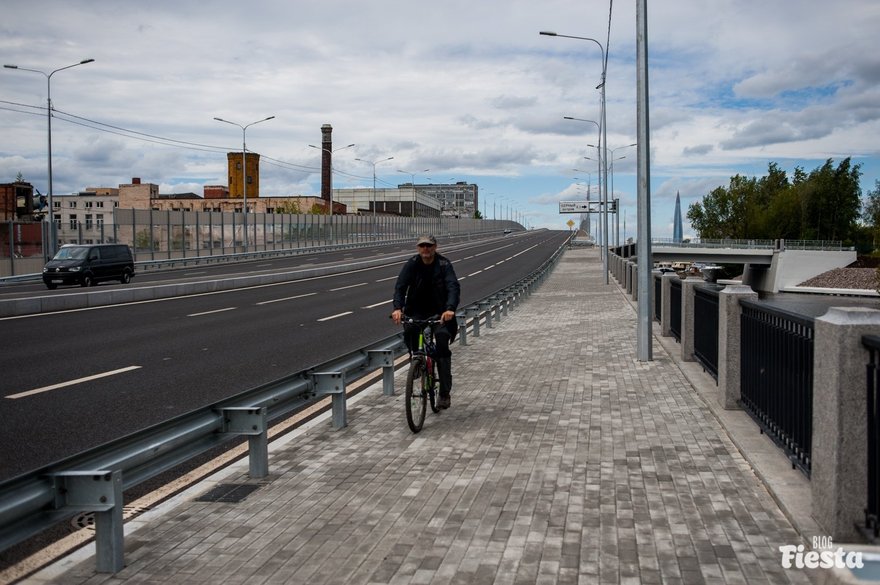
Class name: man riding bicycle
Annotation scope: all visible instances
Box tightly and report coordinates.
[391,234,461,409]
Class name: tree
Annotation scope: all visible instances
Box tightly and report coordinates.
[275,199,303,215]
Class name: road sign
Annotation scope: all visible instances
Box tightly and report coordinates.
[559,200,617,213]
[566,219,575,228]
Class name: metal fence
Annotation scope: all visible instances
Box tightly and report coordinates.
[693,285,721,380]
[863,334,880,541]
[740,300,814,476]
[670,278,682,341]
[1,211,521,277]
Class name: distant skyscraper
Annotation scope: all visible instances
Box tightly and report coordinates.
[673,191,683,243]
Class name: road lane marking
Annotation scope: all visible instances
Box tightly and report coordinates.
[256,292,317,306]
[364,300,392,309]
[318,311,353,322]
[187,307,237,317]
[468,270,483,277]
[375,276,397,282]
[329,282,367,292]
[7,366,143,400]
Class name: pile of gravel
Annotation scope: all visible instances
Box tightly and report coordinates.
[798,267,878,290]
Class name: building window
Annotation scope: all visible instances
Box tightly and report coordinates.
[85,201,93,208]
[113,202,118,208]
[85,214,93,229]
[53,200,61,209]
[96,214,104,227]
[53,214,62,228]
[96,201,104,208]
[68,201,77,208]
[69,215,78,229]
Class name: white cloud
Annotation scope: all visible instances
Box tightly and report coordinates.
[1,0,878,235]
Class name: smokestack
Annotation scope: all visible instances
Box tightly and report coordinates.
[321,124,332,205]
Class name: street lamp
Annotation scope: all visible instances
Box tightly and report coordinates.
[214,115,275,253]
[397,168,429,218]
[308,143,355,218]
[4,58,95,258]
[543,30,609,283]
[355,156,394,239]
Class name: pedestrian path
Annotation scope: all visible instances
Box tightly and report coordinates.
[32,247,811,584]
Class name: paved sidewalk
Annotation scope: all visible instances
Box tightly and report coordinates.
[33,248,811,584]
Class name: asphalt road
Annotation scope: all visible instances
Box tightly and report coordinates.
[0,230,569,482]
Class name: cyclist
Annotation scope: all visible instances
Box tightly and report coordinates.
[391,234,461,409]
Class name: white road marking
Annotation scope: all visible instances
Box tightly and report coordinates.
[318,311,353,322]
[187,307,237,317]
[256,292,317,306]
[364,300,392,309]
[468,270,483,277]
[330,282,367,292]
[375,276,397,282]
[7,366,143,400]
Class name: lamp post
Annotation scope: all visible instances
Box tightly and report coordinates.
[544,30,608,283]
[308,143,355,218]
[4,58,95,258]
[214,115,275,253]
[355,156,393,240]
[397,168,429,218]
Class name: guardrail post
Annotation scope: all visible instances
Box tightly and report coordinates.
[367,350,396,395]
[314,372,347,429]
[51,470,124,573]
[221,407,269,478]
[456,312,468,346]
[811,307,880,540]
[479,300,493,329]
[467,306,481,337]
[717,284,758,409]
[502,293,511,317]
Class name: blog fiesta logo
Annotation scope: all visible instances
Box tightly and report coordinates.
[779,537,864,570]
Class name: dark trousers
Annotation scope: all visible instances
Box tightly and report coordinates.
[404,318,456,396]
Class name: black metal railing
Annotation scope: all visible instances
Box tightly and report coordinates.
[654,276,662,322]
[740,300,814,477]
[670,277,682,341]
[693,286,720,381]
[862,335,880,541]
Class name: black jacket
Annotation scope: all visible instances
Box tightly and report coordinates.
[393,253,460,317]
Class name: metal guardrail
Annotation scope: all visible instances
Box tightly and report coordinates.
[0,235,570,573]
[739,299,814,477]
[649,238,847,251]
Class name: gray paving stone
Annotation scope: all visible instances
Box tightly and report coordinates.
[36,248,816,585]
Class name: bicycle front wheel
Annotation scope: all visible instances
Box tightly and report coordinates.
[405,358,428,433]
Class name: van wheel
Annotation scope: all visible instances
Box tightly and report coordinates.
[120,270,132,284]
[81,275,94,287]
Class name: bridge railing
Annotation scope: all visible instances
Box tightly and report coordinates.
[623,247,880,542]
[0,235,569,573]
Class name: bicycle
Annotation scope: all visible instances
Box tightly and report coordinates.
[401,316,443,433]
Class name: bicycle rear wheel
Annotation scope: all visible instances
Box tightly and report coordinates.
[405,358,428,433]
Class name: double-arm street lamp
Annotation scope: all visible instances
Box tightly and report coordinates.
[355,156,394,239]
[4,58,95,258]
[543,30,609,283]
[308,142,355,218]
[397,168,430,218]
[213,115,275,253]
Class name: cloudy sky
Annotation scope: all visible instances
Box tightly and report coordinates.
[2,0,879,238]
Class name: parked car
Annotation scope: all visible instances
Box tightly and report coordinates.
[42,244,135,289]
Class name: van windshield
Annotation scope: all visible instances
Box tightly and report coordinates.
[53,247,89,260]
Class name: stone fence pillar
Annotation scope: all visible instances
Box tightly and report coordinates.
[717,284,758,409]
[811,307,880,540]
[680,278,701,362]
[625,261,634,295]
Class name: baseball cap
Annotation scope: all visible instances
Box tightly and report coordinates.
[417,234,437,246]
